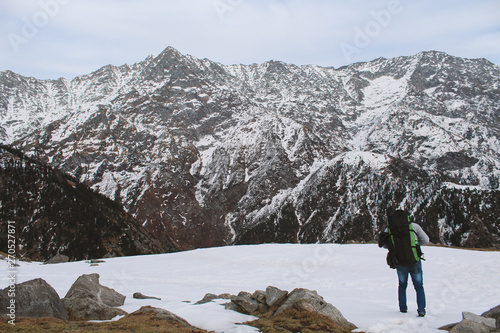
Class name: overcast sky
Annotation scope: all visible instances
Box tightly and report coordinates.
[1,0,499,80]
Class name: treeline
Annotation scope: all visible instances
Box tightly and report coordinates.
[0,144,123,211]
[0,145,170,261]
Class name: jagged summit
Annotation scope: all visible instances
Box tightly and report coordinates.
[1,47,499,250]
[416,50,498,65]
[157,45,185,59]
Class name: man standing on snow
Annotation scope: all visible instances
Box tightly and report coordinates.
[380,207,430,317]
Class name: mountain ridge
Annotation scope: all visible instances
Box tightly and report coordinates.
[1,47,499,250]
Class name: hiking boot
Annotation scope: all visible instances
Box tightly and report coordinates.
[418,312,425,317]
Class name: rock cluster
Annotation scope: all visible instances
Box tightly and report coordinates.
[441,305,500,333]
[0,275,208,331]
[1,273,128,322]
[62,273,127,320]
[0,278,68,320]
[197,286,356,330]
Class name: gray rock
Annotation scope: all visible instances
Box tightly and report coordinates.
[482,304,500,318]
[45,254,69,264]
[238,291,253,299]
[230,294,259,314]
[265,286,288,309]
[439,322,460,331]
[252,290,267,304]
[218,293,233,300]
[90,259,105,264]
[463,312,496,330]
[482,304,500,329]
[256,302,268,314]
[251,290,268,313]
[223,289,271,314]
[133,292,161,300]
[0,278,68,320]
[62,273,127,320]
[450,319,490,333]
[195,293,219,305]
[224,301,240,312]
[275,288,355,329]
[195,292,233,305]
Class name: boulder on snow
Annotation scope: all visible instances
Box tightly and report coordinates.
[265,286,288,310]
[44,254,69,264]
[122,306,206,331]
[450,319,491,333]
[482,304,500,329]
[275,288,356,330]
[133,292,161,300]
[462,312,496,330]
[90,259,105,264]
[195,292,233,305]
[195,293,219,305]
[62,273,127,320]
[252,290,266,303]
[442,310,498,333]
[222,286,356,330]
[125,306,191,326]
[0,278,68,320]
[230,291,261,314]
[223,286,286,315]
[252,290,269,313]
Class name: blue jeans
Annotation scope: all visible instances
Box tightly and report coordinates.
[397,260,426,314]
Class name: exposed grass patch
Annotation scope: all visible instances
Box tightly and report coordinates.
[2,310,362,332]
[0,315,211,332]
[244,309,360,333]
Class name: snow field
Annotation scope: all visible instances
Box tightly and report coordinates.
[2,244,499,332]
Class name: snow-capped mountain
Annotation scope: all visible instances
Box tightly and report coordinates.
[1,47,499,249]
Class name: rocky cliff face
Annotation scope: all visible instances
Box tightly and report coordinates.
[1,47,499,249]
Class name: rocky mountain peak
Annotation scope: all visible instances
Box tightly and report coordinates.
[1,47,499,250]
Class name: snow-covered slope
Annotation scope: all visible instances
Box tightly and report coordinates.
[1,47,499,249]
[2,244,499,332]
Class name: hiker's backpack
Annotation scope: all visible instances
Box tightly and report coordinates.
[386,210,423,267]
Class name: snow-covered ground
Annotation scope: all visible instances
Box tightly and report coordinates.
[2,244,499,332]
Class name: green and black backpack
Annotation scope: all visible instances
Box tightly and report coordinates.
[386,210,423,267]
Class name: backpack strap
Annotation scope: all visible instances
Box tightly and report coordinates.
[408,224,421,262]
[387,227,395,249]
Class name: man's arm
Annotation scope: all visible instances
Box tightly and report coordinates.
[412,223,430,245]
